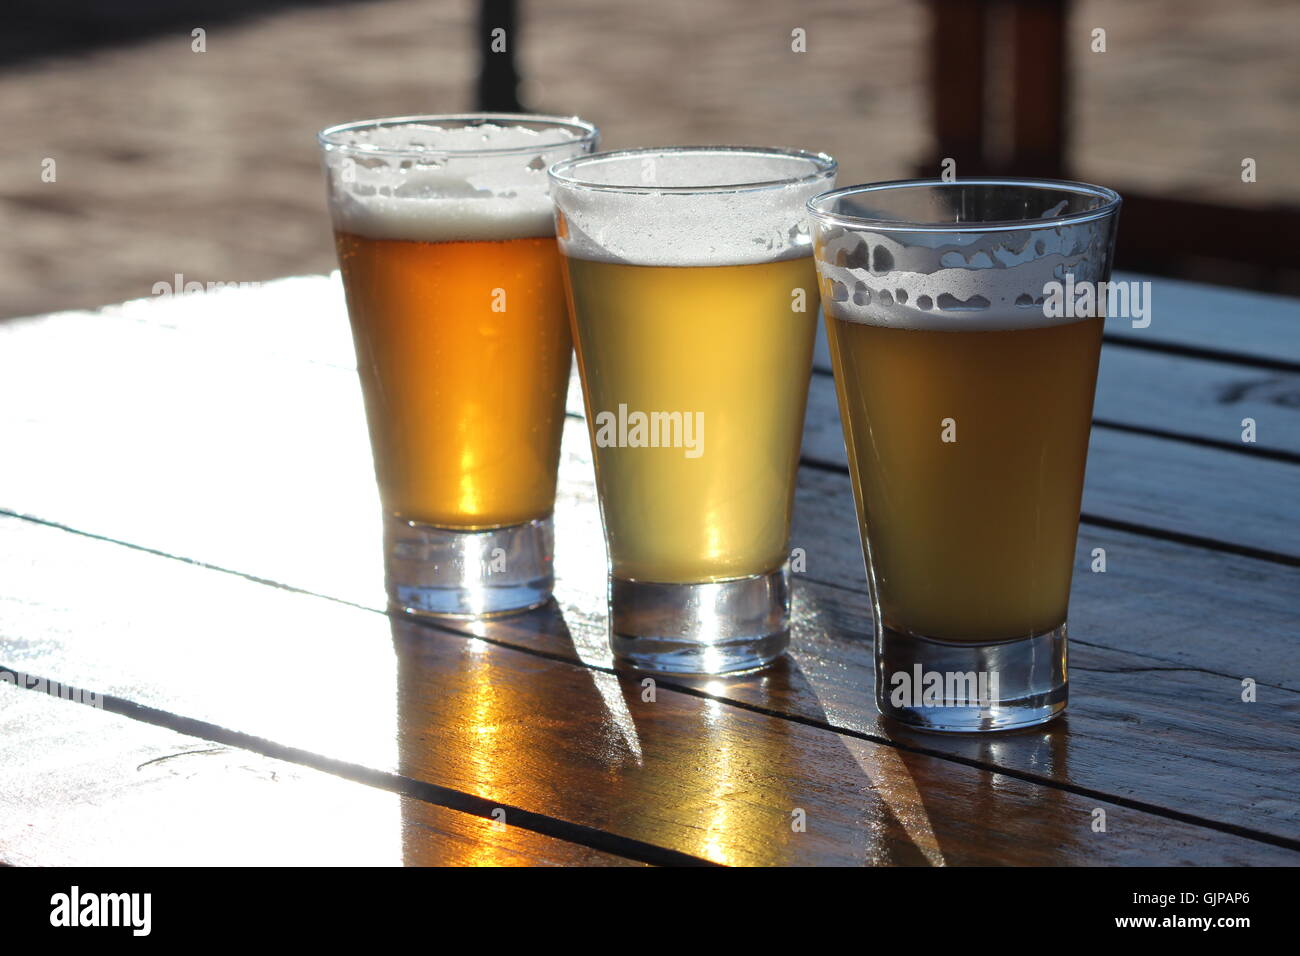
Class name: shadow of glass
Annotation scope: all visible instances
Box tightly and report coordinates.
[388,602,872,864]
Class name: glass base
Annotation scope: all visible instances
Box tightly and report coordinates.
[876,623,1067,733]
[383,514,553,619]
[609,565,790,676]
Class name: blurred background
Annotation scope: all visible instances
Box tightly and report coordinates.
[2,0,1296,319]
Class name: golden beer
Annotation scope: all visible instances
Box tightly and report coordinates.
[826,314,1103,643]
[320,113,598,617]
[335,231,571,528]
[564,255,818,582]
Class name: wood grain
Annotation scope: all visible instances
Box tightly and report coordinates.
[419,514,1300,845]
[1091,348,1300,458]
[1104,272,1300,367]
[0,515,1293,866]
[0,679,638,866]
[8,416,1296,847]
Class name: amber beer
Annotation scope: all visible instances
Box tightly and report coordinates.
[319,114,598,617]
[826,314,1103,643]
[565,255,818,582]
[335,231,570,528]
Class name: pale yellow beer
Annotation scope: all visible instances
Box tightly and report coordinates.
[335,231,571,529]
[825,314,1103,643]
[565,255,818,582]
[550,145,836,674]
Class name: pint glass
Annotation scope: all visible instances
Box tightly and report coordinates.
[318,114,598,617]
[808,179,1122,731]
[549,147,837,674]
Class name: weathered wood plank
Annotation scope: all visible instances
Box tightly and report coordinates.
[0,302,388,607]
[467,511,1300,844]
[1,514,1292,865]
[1105,272,1300,366]
[0,680,637,867]
[8,398,1295,844]
[1091,348,1300,457]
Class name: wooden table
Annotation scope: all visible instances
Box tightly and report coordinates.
[1,273,1297,866]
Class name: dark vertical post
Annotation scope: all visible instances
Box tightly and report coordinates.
[1008,0,1068,177]
[926,0,988,175]
[476,0,522,112]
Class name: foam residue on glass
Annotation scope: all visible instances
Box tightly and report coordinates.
[550,151,836,267]
[814,213,1116,331]
[322,123,586,242]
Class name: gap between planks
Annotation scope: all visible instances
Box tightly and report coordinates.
[0,668,714,868]
[2,509,1297,858]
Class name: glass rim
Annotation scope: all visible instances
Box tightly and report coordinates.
[547,145,838,195]
[806,177,1123,234]
[316,112,599,157]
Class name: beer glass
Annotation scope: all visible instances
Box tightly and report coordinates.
[549,147,837,674]
[318,114,598,617]
[808,178,1122,731]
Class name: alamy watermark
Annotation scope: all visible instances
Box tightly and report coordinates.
[50,886,151,936]
[0,668,101,708]
[1042,273,1152,328]
[593,404,704,459]
[889,666,999,708]
[151,273,261,297]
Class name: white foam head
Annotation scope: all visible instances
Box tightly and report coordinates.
[319,117,597,242]
[548,148,837,267]
[808,181,1121,331]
